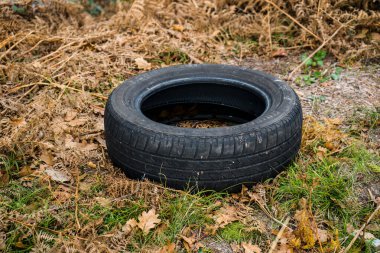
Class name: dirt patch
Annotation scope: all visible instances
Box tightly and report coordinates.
[227,57,380,119]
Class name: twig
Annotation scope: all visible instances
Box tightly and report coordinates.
[268,216,290,253]
[51,51,78,73]
[288,21,351,80]
[0,34,16,49]
[16,84,38,102]
[340,204,380,253]
[309,188,324,253]
[249,194,291,229]
[180,48,203,64]
[9,81,107,100]
[75,167,81,230]
[0,31,33,61]
[191,0,198,8]
[268,7,272,52]
[36,41,76,63]
[9,218,87,241]
[263,0,322,42]
[318,0,323,16]
[19,36,63,56]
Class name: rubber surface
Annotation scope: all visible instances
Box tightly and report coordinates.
[104,64,303,192]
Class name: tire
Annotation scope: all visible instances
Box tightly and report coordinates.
[104,64,302,192]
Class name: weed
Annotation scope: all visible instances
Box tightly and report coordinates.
[303,50,327,68]
[11,5,26,15]
[83,0,103,16]
[272,33,294,47]
[296,50,344,86]
[155,50,191,65]
[331,66,344,80]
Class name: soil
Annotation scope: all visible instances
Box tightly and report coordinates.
[226,57,380,119]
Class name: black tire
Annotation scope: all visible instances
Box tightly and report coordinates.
[104,64,302,192]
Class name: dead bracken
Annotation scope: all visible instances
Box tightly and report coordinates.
[0,1,379,252]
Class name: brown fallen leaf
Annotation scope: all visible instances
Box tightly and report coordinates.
[241,241,261,253]
[320,81,333,87]
[0,172,10,187]
[213,205,239,228]
[67,118,87,127]
[172,24,184,32]
[135,57,151,70]
[44,168,72,183]
[122,218,138,235]
[354,29,368,39]
[271,48,288,58]
[15,241,27,249]
[230,243,241,253]
[53,186,72,203]
[324,141,335,151]
[40,150,54,166]
[371,32,380,42]
[64,110,78,122]
[65,135,98,151]
[316,146,328,160]
[204,224,218,235]
[181,234,196,252]
[87,161,96,169]
[91,105,105,115]
[158,242,176,253]
[367,223,380,232]
[18,166,33,177]
[316,228,329,243]
[137,209,161,235]
[10,117,26,127]
[95,197,112,207]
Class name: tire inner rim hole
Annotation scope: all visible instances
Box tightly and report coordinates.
[140,83,267,128]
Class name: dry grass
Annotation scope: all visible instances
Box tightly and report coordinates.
[0,1,380,252]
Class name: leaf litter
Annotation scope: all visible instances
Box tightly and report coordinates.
[0,0,379,252]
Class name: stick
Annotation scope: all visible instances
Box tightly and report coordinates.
[0,31,33,61]
[75,167,81,230]
[268,216,290,253]
[268,7,272,52]
[0,34,16,49]
[9,218,87,241]
[9,82,108,100]
[287,21,351,80]
[263,0,322,42]
[341,204,380,253]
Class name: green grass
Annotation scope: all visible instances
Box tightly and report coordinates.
[273,143,379,239]
[2,181,50,213]
[154,192,224,245]
[154,49,191,65]
[0,153,21,184]
[274,158,353,219]
[218,222,261,243]
[101,201,146,232]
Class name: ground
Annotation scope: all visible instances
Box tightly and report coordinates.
[0,1,380,253]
